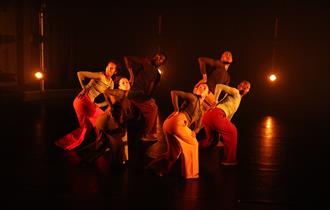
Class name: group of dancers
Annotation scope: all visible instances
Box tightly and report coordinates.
[55,50,251,180]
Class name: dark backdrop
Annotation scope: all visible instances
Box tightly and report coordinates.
[43,1,329,118]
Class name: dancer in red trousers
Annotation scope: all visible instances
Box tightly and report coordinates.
[55,60,118,150]
[199,81,251,166]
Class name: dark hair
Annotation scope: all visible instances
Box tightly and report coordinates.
[113,76,123,89]
[113,76,130,89]
[107,59,121,69]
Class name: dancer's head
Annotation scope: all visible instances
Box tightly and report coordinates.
[220,51,233,71]
[237,80,251,96]
[193,83,209,98]
[152,52,167,67]
[114,76,130,91]
[105,60,119,77]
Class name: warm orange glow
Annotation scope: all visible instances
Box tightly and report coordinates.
[261,116,276,152]
[263,116,275,140]
[269,74,277,81]
[255,115,281,169]
[157,68,162,74]
[34,71,44,80]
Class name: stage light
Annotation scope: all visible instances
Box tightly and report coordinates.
[34,71,45,91]
[34,71,44,80]
[268,74,277,82]
[157,68,162,74]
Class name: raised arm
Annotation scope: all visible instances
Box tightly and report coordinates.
[77,71,103,90]
[198,57,218,81]
[124,56,149,69]
[127,67,134,86]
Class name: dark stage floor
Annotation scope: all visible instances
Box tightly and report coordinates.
[1,95,329,210]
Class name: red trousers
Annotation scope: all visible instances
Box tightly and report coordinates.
[201,108,238,164]
[55,94,103,150]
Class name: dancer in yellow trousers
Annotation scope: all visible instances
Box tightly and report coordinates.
[147,83,209,179]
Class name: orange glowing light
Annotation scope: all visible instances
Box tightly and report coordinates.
[269,74,277,81]
[34,71,44,80]
[157,68,162,74]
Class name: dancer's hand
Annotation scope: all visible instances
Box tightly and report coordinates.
[199,76,207,84]
[77,90,85,99]
[105,106,112,113]
[168,111,179,119]
[78,87,88,98]
[191,131,196,138]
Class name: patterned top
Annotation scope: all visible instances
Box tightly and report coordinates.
[86,74,114,102]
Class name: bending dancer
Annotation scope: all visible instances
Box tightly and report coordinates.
[124,52,166,141]
[84,74,136,165]
[197,51,233,109]
[55,60,118,150]
[146,83,209,179]
[199,81,251,166]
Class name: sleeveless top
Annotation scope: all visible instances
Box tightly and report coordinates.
[86,74,114,102]
[180,94,203,127]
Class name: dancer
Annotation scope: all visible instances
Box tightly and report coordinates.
[82,75,136,165]
[196,51,233,109]
[146,83,209,179]
[124,52,167,141]
[199,81,251,166]
[55,60,118,150]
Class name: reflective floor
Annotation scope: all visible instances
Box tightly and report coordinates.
[1,97,329,210]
